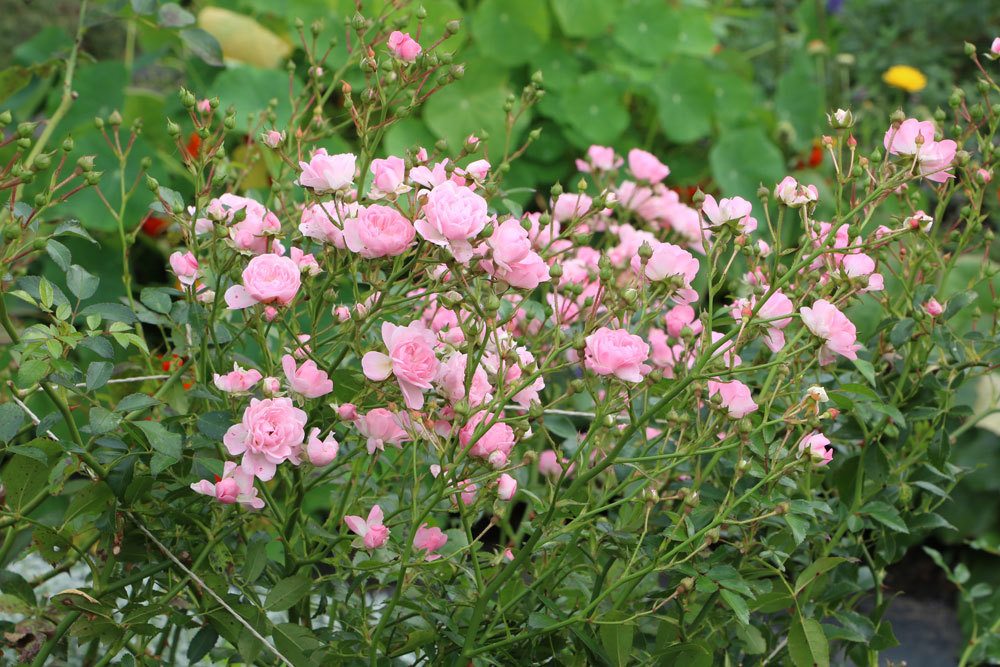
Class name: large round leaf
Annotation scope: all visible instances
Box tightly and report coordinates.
[423,79,530,154]
[556,73,629,146]
[776,56,824,151]
[550,0,620,39]
[652,58,714,143]
[212,65,302,131]
[614,1,715,62]
[708,128,785,223]
[472,0,551,66]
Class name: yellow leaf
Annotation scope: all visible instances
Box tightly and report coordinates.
[197,7,292,69]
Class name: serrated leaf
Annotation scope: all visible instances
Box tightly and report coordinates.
[794,557,848,595]
[788,616,829,667]
[720,589,750,625]
[0,403,26,443]
[1,454,48,510]
[862,501,908,533]
[66,265,98,300]
[598,612,634,667]
[264,574,311,611]
[86,361,113,391]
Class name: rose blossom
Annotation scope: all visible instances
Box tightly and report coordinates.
[415,181,490,263]
[774,176,819,208]
[707,379,758,419]
[224,398,306,480]
[169,251,199,286]
[628,148,670,183]
[355,408,410,455]
[924,298,944,317]
[551,193,593,222]
[369,156,409,197]
[584,327,651,383]
[460,411,517,468]
[281,354,333,399]
[190,461,264,509]
[344,505,390,550]
[436,353,493,407]
[575,145,622,172]
[224,254,302,310]
[261,130,284,148]
[362,321,440,410]
[799,299,861,364]
[306,428,339,466]
[992,37,1000,56]
[413,524,448,561]
[213,363,263,393]
[497,473,518,501]
[701,195,756,233]
[883,119,957,183]
[387,30,422,61]
[298,149,356,193]
[482,218,550,289]
[343,205,416,258]
[299,202,348,248]
[799,431,833,466]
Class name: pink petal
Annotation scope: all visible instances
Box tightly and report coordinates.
[362,351,393,381]
[344,515,367,536]
[224,285,258,309]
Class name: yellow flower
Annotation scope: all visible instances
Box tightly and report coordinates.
[882,65,927,93]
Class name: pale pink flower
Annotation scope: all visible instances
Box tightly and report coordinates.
[436,353,493,407]
[628,148,670,183]
[415,181,490,263]
[343,204,416,258]
[216,195,282,255]
[190,461,264,509]
[991,37,1000,56]
[701,195,752,228]
[707,379,758,419]
[460,159,490,182]
[224,254,301,310]
[800,299,861,364]
[924,298,944,317]
[665,304,701,338]
[306,428,339,466]
[732,291,794,352]
[551,193,593,222]
[169,251,199,286]
[355,408,410,455]
[344,505,390,550]
[298,149,356,193]
[413,524,447,561]
[387,30,422,61]
[213,363,263,393]
[458,479,478,506]
[497,473,518,501]
[584,327,651,383]
[538,450,574,477]
[370,156,409,197]
[281,354,333,399]
[362,321,440,410]
[883,119,956,183]
[289,247,322,276]
[337,403,358,420]
[196,99,211,113]
[632,240,700,303]
[261,130,284,148]
[299,202,348,248]
[460,411,517,468]
[798,431,833,466]
[262,376,281,396]
[576,145,622,172]
[482,218,550,289]
[224,398,306,481]
[774,176,819,207]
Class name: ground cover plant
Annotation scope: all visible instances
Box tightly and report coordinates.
[2,2,1000,665]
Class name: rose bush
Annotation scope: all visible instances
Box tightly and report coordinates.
[2,5,1000,667]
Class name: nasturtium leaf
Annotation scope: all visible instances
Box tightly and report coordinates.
[775,56,824,151]
[653,58,715,143]
[472,0,551,66]
[550,0,620,38]
[558,73,629,146]
[614,0,679,62]
[212,66,302,132]
[708,128,785,222]
[423,77,530,154]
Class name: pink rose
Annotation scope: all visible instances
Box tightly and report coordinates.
[298,148,356,193]
[344,505,390,550]
[224,254,302,310]
[343,204,416,258]
[702,195,755,233]
[169,251,199,286]
[774,176,819,208]
[337,403,358,420]
[261,376,281,396]
[497,473,517,501]
[799,299,861,364]
[261,130,284,148]
[632,241,700,304]
[281,354,333,399]
[992,37,1000,55]
[461,159,490,182]
[551,193,593,222]
[289,247,321,276]
[415,181,490,263]
[707,379,758,419]
[436,353,493,407]
[628,148,670,183]
[213,363,263,393]
[584,327,651,383]
[413,524,447,561]
[355,408,410,455]
[460,412,517,468]
[216,195,282,255]
[299,202,348,248]
[538,449,574,477]
[924,298,944,317]
[370,156,409,196]
[482,218,550,289]
[576,145,621,172]
[223,397,306,480]
[387,30,422,61]
[665,304,701,338]
[306,428,339,466]
[362,321,440,410]
[799,431,833,466]
[883,119,956,183]
[190,461,264,509]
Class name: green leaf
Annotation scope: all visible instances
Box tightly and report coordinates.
[794,557,848,595]
[788,617,830,667]
[473,0,550,66]
[613,0,679,63]
[852,358,876,386]
[117,394,161,413]
[423,77,529,154]
[134,422,182,475]
[212,66,302,132]
[720,589,750,625]
[862,501,909,534]
[180,28,224,67]
[264,574,312,611]
[63,482,114,524]
[785,513,808,545]
[598,612,634,667]
[140,288,173,315]
[158,2,195,28]
[16,359,50,389]
[86,361,113,392]
[33,525,73,565]
[66,264,99,300]
[653,58,714,143]
[89,407,121,435]
[736,624,766,654]
[943,289,978,320]
[775,56,824,150]
[46,240,72,272]
[80,302,139,325]
[272,622,321,665]
[0,65,33,103]
[557,73,628,145]
[0,403,26,443]
[188,626,218,663]
[1,454,48,510]
[709,128,785,223]
[550,0,620,38]
[889,318,915,348]
[545,414,578,441]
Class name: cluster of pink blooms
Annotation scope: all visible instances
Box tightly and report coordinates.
[174,97,956,554]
